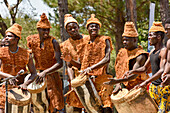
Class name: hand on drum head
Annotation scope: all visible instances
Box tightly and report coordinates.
[18,84,28,95]
[36,72,45,84]
[112,83,122,94]
[9,78,18,86]
[103,78,118,85]
[60,54,72,62]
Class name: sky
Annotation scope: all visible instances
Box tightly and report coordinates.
[0,0,55,20]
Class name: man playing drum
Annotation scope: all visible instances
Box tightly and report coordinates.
[0,23,37,113]
[60,14,85,113]
[26,13,64,113]
[104,22,150,91]
[79,14,114,113]
[123,22,170,113]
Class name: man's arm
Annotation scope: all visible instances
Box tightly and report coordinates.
[66,62,75,80]
[140,48,167,87]
[127,54,151,75]
[21,54,37,89]
[82,39,111,73]
[0,71,13,78]
[162,40,170,86]
[61,54,81,69]
[104,54,147,85]
[42,39,63,75]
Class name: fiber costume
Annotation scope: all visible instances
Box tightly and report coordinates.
[26,13,64,112]
[115,22,150,90]
[0,24,30,109]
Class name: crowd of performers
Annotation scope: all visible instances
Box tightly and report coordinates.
[0,12,169,113]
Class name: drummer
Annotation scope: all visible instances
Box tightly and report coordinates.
[26,13,64,113]
[122,22,170,113]
[60,14,85,112]
[79,14,114,113]
[104,22,150,91]
[0,23,37,113]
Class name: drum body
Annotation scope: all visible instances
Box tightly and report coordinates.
[111,88,158,113]
[74,78,103,113]
[25,74,49,113]
[7,88,31,113]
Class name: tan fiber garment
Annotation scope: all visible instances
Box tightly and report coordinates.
[27,34,64,111]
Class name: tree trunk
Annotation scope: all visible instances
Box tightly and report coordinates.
[125,0,137,28]
[0,15,7,37]
[160,0,169,26]
[115,5,125,54]
[58,0,69,41]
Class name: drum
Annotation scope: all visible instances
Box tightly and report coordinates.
[25,74,49,113]
[71,77,103,113]
[7,88,31,113]
[111,88,158,113]
[111,88,132,113]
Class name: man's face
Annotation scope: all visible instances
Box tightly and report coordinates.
[165,23,170,39]
[38,28,50,39]
[122,37,136,50]
[4,32,18,46]
[66,23,79,38]
[87,23,100,37]
[148,32,158,46]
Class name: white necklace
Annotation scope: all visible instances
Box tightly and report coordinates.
[9,46,19,54]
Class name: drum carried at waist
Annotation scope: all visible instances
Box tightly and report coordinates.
[111,88,158,113]
[71,73,103,113]
[7,88,31,113]
[24,74,49,113]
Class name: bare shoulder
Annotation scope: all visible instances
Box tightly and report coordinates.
[167,39,170,49]
[160,47,167,60]
[136,54,147,62]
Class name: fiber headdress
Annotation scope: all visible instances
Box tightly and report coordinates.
[6,23,22,39]
[64,14,79,29]
[37,13,52,29]
[86,14,102,28]
[122,22,138,37]
[149,21,165,33]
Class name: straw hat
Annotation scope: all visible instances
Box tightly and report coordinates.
[149,21,165,33]
[122,22,138,37]
[37,13,52,29]
[6,23,22,39]
[64,14,79,29]
[86,14,102,28]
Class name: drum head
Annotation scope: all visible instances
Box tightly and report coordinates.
[111,88,128,102]
[8,88,31,106]
[25,74,47,93]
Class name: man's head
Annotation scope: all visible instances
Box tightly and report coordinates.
[149,22,165,46]
[37,13,51,39]
[64,14,79,38]
[122,22,138,50]
[165,18,170,39]
[4,23,22,46]
[86,14,101,38]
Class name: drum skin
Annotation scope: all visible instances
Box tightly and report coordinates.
[111,88,158,113]
[8,88,31,113]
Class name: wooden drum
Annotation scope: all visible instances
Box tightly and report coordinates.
[25,74,49,113]
[71,77,103,113]
[7,88,31,113]
[111,88,158,113]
